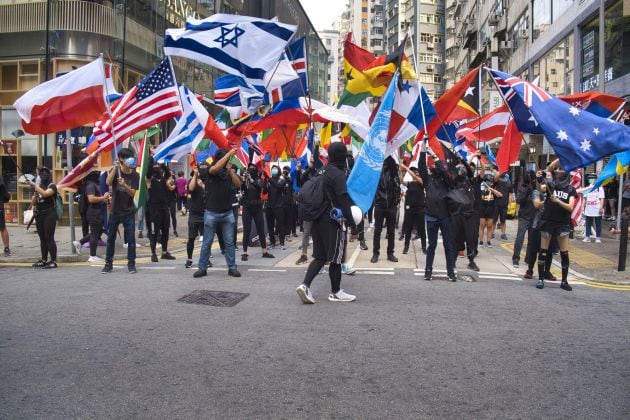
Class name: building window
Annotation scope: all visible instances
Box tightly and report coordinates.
[508,12,529,50]
[418,14,443,24]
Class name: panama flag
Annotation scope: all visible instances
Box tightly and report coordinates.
[14,57,107,135]
[164,14,297,89]
[347,72,399,213]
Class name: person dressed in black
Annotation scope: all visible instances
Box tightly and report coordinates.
[166,168,178,237]
[147,163,176,262]
[478,169,503,248]
[399,164,426,254]
[282,165,297,238]
[371,156,401,263]
[241,163,274,261]
[295,142,360,303]
[185,164,207,269]
[524,170,555,280]
[29,166,58,269]
[494,171,512,240]
[73,171,109,262]
[512,170,537,267]
[418,142,457,281]
[0,173,10,256]
[265,165,287,250]
[450,159,480,271]
[536,160,577,291]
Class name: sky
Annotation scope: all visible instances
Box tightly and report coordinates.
[300,0,346,31]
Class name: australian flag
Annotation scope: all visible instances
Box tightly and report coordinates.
[489,69,630,171]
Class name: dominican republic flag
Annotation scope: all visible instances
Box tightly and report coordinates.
[92,58,182,153]
[14,57,107,135]
[165,14,296,89]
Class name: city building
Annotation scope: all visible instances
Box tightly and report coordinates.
[0,0,327,224]
[319,30,340,104]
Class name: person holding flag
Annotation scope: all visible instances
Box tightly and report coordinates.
[241,163,274,261]
[146,163,177,263]
[185,162,209,270]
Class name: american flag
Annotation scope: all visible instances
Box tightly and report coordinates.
[92,57,181,152]
[571,169,583,227]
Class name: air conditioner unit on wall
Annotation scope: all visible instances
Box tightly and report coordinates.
[427,64,434,72]
[500,40,514,49]
[427,42,435,50]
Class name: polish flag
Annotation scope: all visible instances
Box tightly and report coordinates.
[13,57,107,135]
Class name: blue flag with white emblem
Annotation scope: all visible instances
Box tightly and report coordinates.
[489,69,630,171]
[165,14,297,89]
[347,73,399,213]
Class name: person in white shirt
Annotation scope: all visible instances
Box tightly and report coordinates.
[582,175,605,243]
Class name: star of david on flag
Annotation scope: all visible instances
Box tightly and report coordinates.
[489,69,630,171]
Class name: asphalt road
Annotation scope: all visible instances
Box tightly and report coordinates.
[1,260,629,419]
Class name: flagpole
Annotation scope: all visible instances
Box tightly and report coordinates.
[100,54,121,178]
[477,65,482,154]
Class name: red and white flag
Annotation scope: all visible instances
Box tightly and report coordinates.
[13,57,107,135]
[92,57,182,153]
[571,169,583,227]
[456,104,511,142]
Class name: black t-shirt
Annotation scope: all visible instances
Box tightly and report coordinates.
[84,181,102,210]
[267,176,286,208]
[148,177,170,210]
[242,179,265,208]
[35,183,57,213]
[405,182,425,209]
[203,168,234,213]
[480,182,497,207]
[111,171,139,214]
[188,183,205,216]
[543,185,577,224]
[496,180,511,207]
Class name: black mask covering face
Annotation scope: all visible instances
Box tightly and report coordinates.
[554,170,571,189]
[248,167,258,178]
[152,166,163,179]
[39,172,51,186]
[198,166,209,177]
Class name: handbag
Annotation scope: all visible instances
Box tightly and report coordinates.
[23,208,34,223]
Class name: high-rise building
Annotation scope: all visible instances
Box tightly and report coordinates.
[319,30,341,104]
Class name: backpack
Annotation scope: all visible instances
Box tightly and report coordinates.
[55,192,63,220]
[297,169,330,222]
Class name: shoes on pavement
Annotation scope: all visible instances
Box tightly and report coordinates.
[198,236,203,242]
[295,254,308,265]
[128,265,137,274]
[387,254,398,263]
[424,269,432,281]
[241,253,248,261]
[32,259,47,268]
[292,233,298,238]
[268,244,275,250]
[402,247,409,254]
[101,264,113,274]
[173,231,178,237]
[359,240,368,251]
[88,255,104,262]
[524,270,533,279]
[422,248,427,255]
[341,264,356,275]
[280,245,286,251]
[467,261,480,272]
[72,240,82,255]
[185,259,194,268]
[545,272,557,281]
[3,247,10,257]
[501,234,508,240]
[583,237,591,243]
[328,290,356,302]
[370,254,379,263]
[491,233,495,239]
[319,267,327,274]
[161,252,176,260]
[262,252,275,258]
[560,281,573,291]
[447,272,457,282]
[486,241,492,248]
[193,268,207,278]
[398,235,404,241]
[296,284,315,304]
[595,238,602,243]
[458,250,465,258]
[228,268,241,277]
[42,261,57,269]
[479,240,484,246]
[536,280,545,289]
[151,254,159,263]
[512,258,519,268]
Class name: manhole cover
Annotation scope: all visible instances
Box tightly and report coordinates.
[178,290,249,307]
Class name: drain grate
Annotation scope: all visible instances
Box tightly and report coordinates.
[178,290,249,307]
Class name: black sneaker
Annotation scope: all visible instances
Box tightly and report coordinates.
[359,240,368,251]
[184,260,193,269]
[560,281,573,291]
[101,264,113,274]
[128,265,137,274]
[262,252,275,258]
[370,254,379,263]
[512,258,519,268]
[448,272,457,282]
[241,254,248,261]
[536,280,545,289]
[486,241,492,248]
[173,231,179,238]
[295,254,308,265]
[398,235,404,241]
[501,233,508,240]
[479,240,484,246]
[467,261,480,271]
[151,254,159,263]
[161,252,176,260]
[32,260,47,268]
[42,261,57,269]
[387,254,398,262]
[193,268,207,278]
[424,269,432,281]
[524,270,533,279]
[228,268,241,277]
[402,247,409,254]
[3,247,10,257]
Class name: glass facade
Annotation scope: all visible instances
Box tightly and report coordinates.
[532,34,574,95]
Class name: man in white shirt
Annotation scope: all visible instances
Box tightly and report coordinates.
[582,175,605,243]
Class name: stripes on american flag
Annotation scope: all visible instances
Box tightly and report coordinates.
[570,169,583,227]
[92,57,181,152]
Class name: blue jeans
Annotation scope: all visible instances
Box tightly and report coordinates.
[585,216,602,238]
[198,209,236,270]
[105,211,135,265]
[425,216,456,275]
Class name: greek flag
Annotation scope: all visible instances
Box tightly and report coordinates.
[153,85,203,163]
[164,14,297,88]
[347,73,399,213]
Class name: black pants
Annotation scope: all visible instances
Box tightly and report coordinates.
[150,207,170,254]
[403,208,426,250]
[186,215,204,260]
[80,213,89,238]
[426,216,456,275]
[283,203,296,236]
[266,206,285,246]
[242,206,267,253]
[79,211,103,257]
[168,200,177,232]
[35,210,57,262]
[373,206,396,255]
[525,228,542,271]
[302,217,346,294]
[453,212,478,260]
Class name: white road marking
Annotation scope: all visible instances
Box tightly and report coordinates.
[354,267,394,271]
[357,271,395,275]
[248,269,287,272]
[347,244,361,267]
[139,266,176,270]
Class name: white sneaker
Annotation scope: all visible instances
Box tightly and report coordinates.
[595,238,602,243]
[123,243,127,248]
[88,255,104,262]
[328,290,356,302]
[341,264,356,275]
[198,236,203,243]
[296,284,315,304]
[582,237,591,243]
[72,240,82,255]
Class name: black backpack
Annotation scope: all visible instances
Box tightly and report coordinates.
[297,169,330,222]
[74,183,89,215]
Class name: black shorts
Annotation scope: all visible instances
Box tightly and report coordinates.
[0,209,5,230]
[497,206,508,223]
[188,214,204,238]
[540,221,571,238]
[311,217,346,264]
[480,204,497,220]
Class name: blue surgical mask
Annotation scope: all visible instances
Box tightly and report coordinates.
[124,157,137,169]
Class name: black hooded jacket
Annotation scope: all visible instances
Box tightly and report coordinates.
[321,142,357,229]
[375,157,401,209]
[419,152,453,218]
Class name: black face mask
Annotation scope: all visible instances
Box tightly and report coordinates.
[198,167,209,177]
[152,167,163,179]
[40,173,51,185]
[248,168,258,178]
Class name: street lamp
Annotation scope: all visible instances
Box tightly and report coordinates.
[528,144,536,155]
